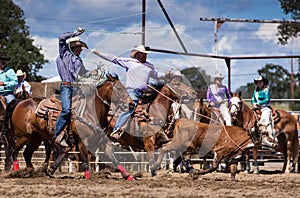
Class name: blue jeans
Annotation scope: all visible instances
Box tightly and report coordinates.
[55,84,73,137]
[113,88,142,131]
[0,92,15,104]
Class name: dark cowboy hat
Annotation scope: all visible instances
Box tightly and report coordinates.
[254,75,269,85]
[0,52,10,60]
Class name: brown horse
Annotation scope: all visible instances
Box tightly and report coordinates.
[229,92,299,173]
[9,73,134,180]
[110,77,197,173]
[151,118,262,181]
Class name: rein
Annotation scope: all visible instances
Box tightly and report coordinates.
[95,79,113,107]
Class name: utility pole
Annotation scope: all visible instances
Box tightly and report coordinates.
[142,0,146,45]
[291,58,295,99]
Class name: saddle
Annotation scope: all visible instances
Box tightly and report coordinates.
[253,106,280,123]
[35,94,76,139]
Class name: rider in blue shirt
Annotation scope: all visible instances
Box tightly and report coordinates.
[55,28,89,147]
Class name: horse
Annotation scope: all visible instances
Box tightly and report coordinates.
[8,73,134,180]
[15,88,31,100]
[229,92,299,173]
[151,118,267,181]
[110,77,197,173]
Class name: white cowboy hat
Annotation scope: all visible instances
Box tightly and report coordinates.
[254,75,269,85]
[211,73,224,82]
[66,37,88,49]
[16,69,25,77]
[130,45,151,58]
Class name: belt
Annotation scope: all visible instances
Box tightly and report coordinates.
[61,81,72,85]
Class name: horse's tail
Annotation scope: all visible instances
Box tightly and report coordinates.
[5,99,21,130]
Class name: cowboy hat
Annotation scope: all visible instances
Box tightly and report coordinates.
[254,75,269,85]
[211,73,224,82]
[0,51,10,60]
[16,69,25,77]
[66,37,88,49]
[130,45,151,58]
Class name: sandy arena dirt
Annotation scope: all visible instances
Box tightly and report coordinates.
[0,167,299,198]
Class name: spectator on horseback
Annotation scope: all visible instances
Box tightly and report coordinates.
[251,75,275,140]
[0,51,18,134]
[91,45,169,142]
[55,28,89,147]
[15,69,32,98]
[207,72,232,126]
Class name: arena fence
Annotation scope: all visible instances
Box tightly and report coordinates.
[1,143,299,174]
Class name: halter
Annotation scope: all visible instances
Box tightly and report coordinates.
[95,78,115,107]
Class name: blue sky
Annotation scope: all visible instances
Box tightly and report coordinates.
[13,0,299,91]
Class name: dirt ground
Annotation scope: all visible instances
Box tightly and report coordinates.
[0,167,299,198]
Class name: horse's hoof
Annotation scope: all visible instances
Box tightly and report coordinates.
[45,168,55,178]
[188,168,196,176]
[151,170,157,177]
[13,160,19,172]
[84,170,91,179]
[126,175,134,181]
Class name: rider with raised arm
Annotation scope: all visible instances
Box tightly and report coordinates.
[91,45,169,142]
[55,28,89,147]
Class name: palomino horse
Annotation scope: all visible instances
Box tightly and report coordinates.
[9,73,134,180]
[112,77,197,172]
[151,118,268,181]
[229,92,299,173]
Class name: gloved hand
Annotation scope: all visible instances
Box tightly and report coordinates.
[129,102,135,111]
[90,49,99,54]
[74,27,85,36]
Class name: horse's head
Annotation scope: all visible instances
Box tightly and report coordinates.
[193,98,211,123]
[229,91,243,123]
[96,73,128,106]
[167,78,197,100]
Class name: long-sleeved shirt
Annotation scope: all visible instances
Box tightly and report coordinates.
[94,51,157,90]
[0,66,18,93]
[207,84,231,107]
[251,87,270,107]
[56,32,88,82]
[15,79,32,95]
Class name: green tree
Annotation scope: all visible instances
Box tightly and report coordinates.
[180,67,211,99]
[258,64,291,99]
[180,67,210,90]
[235,64,291,99]
[0,0,47,81]
[277,0,300,45]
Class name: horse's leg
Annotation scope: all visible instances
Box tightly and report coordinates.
[277,134,287,173]
[104,140,134,180]
[229,161,238,181]
[202,155,208,170]
[11,136,28,172]
[23,133,43,169]
[3,137,14,171]
[77,142,90,179]
[244,150,251,173]
[151,141,175,176]
[291,135,299,172]
[42,139,53,172]
[144,137,156,176]
[286,138,292,173]
[192,152,223,179]
[46,146,69,177]
[252,146,259,174]
[172,155,183,172]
